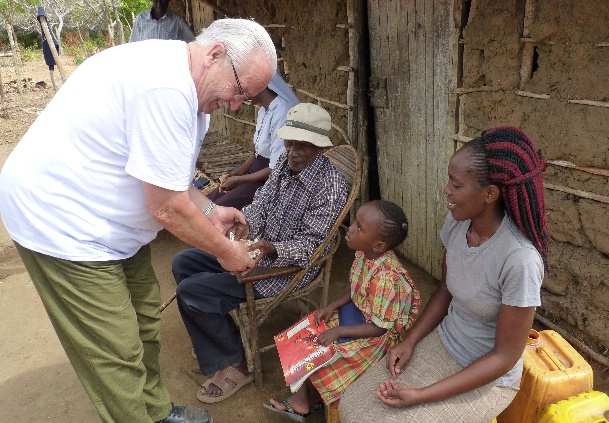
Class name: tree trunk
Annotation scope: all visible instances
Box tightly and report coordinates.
[109,0,125,44]
[5,21,21,93]
[107,22,115,46]
[0,65,5,103]
[52,17,64,54]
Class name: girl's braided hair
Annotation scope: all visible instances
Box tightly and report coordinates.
[459,126,548,263]
[372,200,409,250]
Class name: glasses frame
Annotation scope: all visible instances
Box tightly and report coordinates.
[229,56,248,100]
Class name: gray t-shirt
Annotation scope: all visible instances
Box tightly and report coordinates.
[437,212,544,389]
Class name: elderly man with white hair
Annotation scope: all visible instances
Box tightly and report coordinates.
[0,19,276,423]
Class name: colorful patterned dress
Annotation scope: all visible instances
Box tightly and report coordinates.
[309,250,421,404]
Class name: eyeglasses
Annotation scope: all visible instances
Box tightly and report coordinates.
[229,56,248,100]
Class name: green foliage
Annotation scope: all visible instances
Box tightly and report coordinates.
[65,33,108,65]
[120,0,150,25]
[21,45,40,62]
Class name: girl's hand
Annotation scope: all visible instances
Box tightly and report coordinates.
[315,305,335,324]
[386,340,415,378]
[219,176,241,192]
[377,379,425,408]
[317,327,342,346]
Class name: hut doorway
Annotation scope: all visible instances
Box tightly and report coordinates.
[367,0,453,279]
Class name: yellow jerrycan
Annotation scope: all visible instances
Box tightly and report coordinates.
[538,391,609,423]
[497,329,593,423]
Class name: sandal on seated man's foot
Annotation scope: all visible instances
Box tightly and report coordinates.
[196,366,253,404]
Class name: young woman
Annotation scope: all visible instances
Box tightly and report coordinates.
[265,200,420,422]
[207,71,299,209]
[339,127,547,422]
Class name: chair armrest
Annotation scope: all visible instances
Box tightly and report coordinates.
[237,266,302,284]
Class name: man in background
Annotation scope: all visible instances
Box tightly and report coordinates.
[130,0,195,42]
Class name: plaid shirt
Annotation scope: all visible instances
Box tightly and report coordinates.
[243,152,348,297]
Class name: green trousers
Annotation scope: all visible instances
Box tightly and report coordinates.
[16,243,172,423]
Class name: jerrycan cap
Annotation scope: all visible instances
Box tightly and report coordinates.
[526,329,541,349]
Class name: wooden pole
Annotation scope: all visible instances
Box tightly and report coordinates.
[0,66,5,103]
[567,99,609,108]
[295,87,351,110]
[346,0,369,213]
[520,0,536,88]
[39,16,66,82]
[5,22,21,93]
[515,90,550,99]
[49,70,57,92]
[523,0,536,38]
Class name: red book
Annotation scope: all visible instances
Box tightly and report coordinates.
[274,313,340,392]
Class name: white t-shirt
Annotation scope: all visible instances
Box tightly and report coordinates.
[0,40,209,261]
[253,96,291,169]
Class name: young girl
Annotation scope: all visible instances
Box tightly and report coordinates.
[265,200,421,421]
[339,127,547,423]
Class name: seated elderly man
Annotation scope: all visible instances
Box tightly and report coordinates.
[172,103,349,403]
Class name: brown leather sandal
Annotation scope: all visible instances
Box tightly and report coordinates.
[196,366,253,404]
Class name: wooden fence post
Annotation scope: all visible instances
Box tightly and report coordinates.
[38,15,66,82]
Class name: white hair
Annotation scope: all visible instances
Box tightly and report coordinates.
[196,18,277,74]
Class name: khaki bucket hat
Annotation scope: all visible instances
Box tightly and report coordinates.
[276,103,333,148]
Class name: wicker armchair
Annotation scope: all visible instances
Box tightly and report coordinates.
[229,144,363,386]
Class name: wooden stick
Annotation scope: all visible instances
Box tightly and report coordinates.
[294,87,352,110]
[596,42,609,47]
[546,160,609,177]
[0,66,4,102]
[332,123,351,145]
[336,24,351,29]
[535,313,609,368]
[523,0,536,38]
[545,183,609,205]
[49,69,57,92]
[160,292,176,312]
[39,16,66,82]
[567,99,609,108]
[222,113,256,127]
[336,65,354,73]
[454,86,501,94]
[515,90,550,99]
[263,24,288,29]
[519,42,535,89]
[452,133,473,143]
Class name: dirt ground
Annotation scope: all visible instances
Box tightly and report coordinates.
[0,56,606,423]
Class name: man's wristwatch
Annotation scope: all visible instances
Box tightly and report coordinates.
[202,201,217,216]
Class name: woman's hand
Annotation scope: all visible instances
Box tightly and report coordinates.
[377,379,425,408]
[317,327,342,346]
[386,339,416,378]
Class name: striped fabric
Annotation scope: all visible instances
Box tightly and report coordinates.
[309,250,421,404]
[129,10,195,43]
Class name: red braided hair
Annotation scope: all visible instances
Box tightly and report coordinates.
[460,127,548,264]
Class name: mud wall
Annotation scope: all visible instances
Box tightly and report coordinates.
[190,0,350,148]
[458,0,609,352]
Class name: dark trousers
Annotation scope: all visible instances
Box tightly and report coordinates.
[207,156,270,210]
[173,248,250,375]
